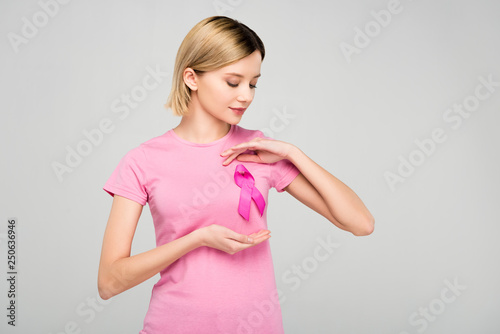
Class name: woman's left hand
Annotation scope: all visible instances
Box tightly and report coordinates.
[220,137,295,165]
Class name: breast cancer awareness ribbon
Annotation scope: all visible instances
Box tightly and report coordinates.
[234,164,266,221]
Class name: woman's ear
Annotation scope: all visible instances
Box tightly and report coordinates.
[183,68,198,91]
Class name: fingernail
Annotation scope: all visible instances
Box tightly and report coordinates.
[248,237,253,243]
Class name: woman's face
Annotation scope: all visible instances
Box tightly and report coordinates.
[190,50,262,124]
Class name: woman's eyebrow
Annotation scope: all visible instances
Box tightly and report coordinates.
[224,72,261,78]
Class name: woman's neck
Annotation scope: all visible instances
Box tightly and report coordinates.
[173,109,231,144]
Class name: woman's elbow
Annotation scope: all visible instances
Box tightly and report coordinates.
[351,214,375,236]
[98,277,114,300]
[97,271,120,300]
[98,284,113,301]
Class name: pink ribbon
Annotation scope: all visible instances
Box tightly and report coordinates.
[234,164,266,221]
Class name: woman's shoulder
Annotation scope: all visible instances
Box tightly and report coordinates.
[116,131,171,163]
[129,129,178,154]
[233,124,269,140]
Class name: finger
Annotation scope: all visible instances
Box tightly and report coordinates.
[221,145,246,156]
[253,233,271,243]
[240,233,271,250]
[248,230,271,242]
[235,154,261,163]
[222,151,245,166]
[249,229,270,238]
[233,229,270,245]
[228,230,256,244]
[222,141,261,156]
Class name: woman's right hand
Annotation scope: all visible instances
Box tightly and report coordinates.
[196,224,271,255]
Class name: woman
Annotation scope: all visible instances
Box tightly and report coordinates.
[98,16,374,334]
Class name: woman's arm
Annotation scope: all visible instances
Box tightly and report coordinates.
[97,195,199,300]
[284,146,374,236]
[98,195,271,300]
[221,138,375,236]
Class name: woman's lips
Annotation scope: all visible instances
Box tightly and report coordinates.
[230,107,246,115]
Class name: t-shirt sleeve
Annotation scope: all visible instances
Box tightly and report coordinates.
[254,130,301,193]
[103,146,148,206]
[270,158,301,193]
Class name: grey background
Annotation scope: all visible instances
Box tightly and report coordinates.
[1,0,499,333]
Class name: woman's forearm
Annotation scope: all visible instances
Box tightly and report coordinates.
[287,145,375,235]
[98,229,203,300]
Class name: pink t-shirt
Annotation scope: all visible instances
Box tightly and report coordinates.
[103,124,301,334]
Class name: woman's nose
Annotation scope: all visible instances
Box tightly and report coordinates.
[236,87,253,103]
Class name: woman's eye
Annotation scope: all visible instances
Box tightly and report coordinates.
[227,81,257,89]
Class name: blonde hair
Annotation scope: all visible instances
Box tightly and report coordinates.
[165,16,265,116]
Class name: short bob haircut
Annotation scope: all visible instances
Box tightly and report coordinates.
[165,16,265,117]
